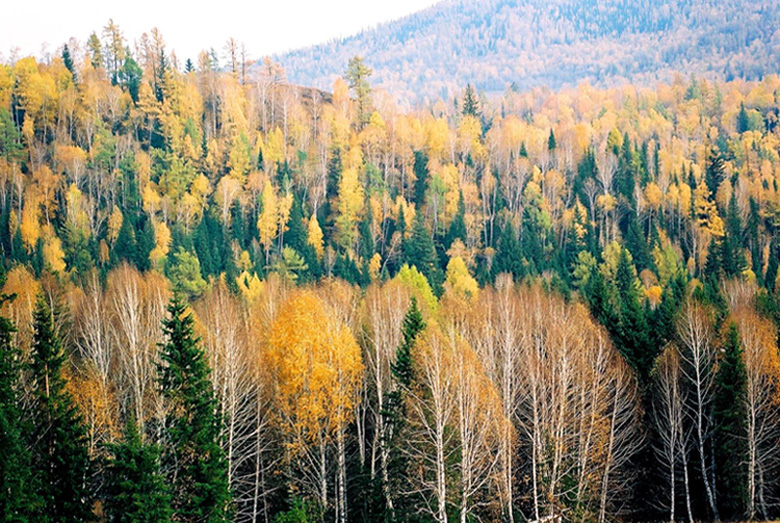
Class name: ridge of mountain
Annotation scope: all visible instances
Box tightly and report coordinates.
[271,0,780,103]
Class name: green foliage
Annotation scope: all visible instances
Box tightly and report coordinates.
[0,297,40,522]
[461,84,480,118]
[157,297,231,523]
[166,248,207,300]
[402,212,444,295]
[29,297,92,523]
[713,323,748,520]
[104,419,173,523]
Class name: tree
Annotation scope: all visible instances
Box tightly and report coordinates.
[267,291,363,521]
[737,102,750,134]
[344,56,372,128]
[0,296,40,522]
[28,296,92,523]
[712,323,747,520]
[677,302,719,521]
[403,211,444,295]
[461,84,480,118]
[158,297,231,523]
[104,418,173,523]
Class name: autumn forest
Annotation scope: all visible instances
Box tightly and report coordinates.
[2,16,780,523]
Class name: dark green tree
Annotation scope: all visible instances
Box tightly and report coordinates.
[713,323,748,520]
[62,44,76,81]
[705,148,726,197]
[492,220,523,279]
[104,418,173,523]
[113,213,138,267]
[445,192,467,249]
[402,212,443,295]
[737,102,750,134]
[547,129,557,151]
[28,297,92,523]
[0,296,41,522]
[461,84,480,118]
[722,190,746,277]
[158,297,230,523]
[385,298,426,522]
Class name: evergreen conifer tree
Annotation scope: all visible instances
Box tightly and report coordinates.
[104,418,173,523]
[0,297,41,522]
[713,323,748,520]
[403,212,443,295]
[158,297,230,523]
[29,297,92,523]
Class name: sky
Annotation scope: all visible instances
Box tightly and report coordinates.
[1,0,441,63]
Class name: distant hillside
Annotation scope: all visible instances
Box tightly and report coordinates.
[272,0,780,103]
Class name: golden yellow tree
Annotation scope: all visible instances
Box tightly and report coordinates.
[267,291,363,520]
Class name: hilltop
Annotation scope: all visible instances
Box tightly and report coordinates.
[274,0,780,103]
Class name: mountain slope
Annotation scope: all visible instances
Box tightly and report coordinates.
[273,0,780,103]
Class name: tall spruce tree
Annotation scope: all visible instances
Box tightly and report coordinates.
[104,418,173,523]
[713,323,748,520]
[386,298,426,521]
[158,297,230,523]
[403,212,444,295]
[0,297,40,522]
[29,297,92,523]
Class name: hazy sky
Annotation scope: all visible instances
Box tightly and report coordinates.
[2,0,440,62]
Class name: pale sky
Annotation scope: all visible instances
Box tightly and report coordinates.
[2,0,441,63]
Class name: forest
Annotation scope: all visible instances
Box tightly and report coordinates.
[2,19,780,523]
[277,0,780,103]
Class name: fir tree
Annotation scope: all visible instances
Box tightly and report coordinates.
[104,418,173,523]
[737,102,750,134]
[492,220,523,279]
[403,212,444,295]
[113,213,138,267]
[0,297,40,522]
[713,323,748,520]
[29,297,92,523]
[158,297,230,523]
[705,148,726,197]
[412,151,429,208]
[547,129,557,151]
[462,84,480,118]
[386,298,426,521]
[62,44,76,81]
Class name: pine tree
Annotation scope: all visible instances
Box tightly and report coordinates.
[722,190,746,277]
[0,297,40,522]
[158,297,230,523]
[713,323,748,520]
[705,148,726,197]
[445,192,467,249]
[62,44,76,81]
[403,212,444,295]
[345,56,373,128]
[29,297,92,523]
[547,129,557,152]
[113,213,138,267]
[386,298,426,521]
[104,418,173,523]
[462,84,480,118]
[737,102,750,134]
[492,221,523,279]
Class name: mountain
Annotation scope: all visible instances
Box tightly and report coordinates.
[272,0,780,103]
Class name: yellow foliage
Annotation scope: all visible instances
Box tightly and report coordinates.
[444,256,479,301]
[308,215,324,259]
[43,236,66,273]
[267,291,363,446]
